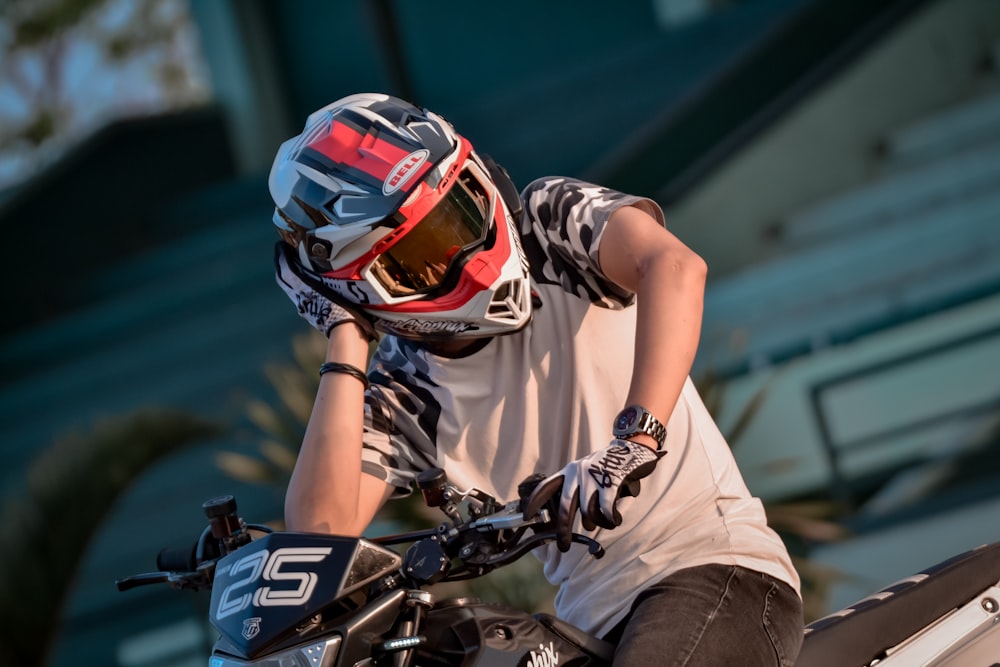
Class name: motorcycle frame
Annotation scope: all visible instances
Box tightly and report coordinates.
[869,583,1000,666]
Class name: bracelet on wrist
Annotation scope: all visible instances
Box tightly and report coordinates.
[318,361,370,389]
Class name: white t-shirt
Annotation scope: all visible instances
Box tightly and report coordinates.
[360,176,801,636]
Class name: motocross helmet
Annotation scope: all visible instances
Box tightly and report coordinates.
[269,93,532,340]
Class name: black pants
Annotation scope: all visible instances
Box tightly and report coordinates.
[603,564,803,666]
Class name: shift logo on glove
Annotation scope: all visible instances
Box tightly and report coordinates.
[296,291,333,325]
[588,442,638,489]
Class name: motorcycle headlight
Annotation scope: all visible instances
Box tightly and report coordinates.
[209,635,341,667]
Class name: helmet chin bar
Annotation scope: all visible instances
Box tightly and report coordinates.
[374,316,532,342]
[374,316,483,340]
[371,276,533,341]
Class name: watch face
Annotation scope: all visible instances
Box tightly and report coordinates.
[615,407,639,432]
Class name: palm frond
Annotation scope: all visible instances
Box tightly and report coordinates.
[0,407,220,667]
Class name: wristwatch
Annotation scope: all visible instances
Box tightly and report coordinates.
[613,405,667,450]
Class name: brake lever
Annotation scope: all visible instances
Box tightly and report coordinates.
[476,530,605,568]
[572,533,605,558]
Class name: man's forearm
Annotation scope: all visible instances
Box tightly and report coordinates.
[285,323,386,534]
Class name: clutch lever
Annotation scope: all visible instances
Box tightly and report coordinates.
[116,572,172,591]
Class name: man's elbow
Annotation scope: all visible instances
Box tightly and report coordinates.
[682,249,708,284]
[651,244,707,290]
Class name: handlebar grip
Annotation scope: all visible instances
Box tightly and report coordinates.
[156,543,197,572]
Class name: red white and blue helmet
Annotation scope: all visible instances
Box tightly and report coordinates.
[269,93,532,339]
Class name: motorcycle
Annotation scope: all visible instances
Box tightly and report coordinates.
[117,468,1000,666]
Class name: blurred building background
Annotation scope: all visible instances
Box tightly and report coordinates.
[1,0,999,665]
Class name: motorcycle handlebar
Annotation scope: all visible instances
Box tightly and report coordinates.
[117,471,601,593]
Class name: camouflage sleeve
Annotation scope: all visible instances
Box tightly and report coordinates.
[519,176,665,308]
[359,339,441,496]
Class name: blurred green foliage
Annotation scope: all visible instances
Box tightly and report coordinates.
[0,408,220,667]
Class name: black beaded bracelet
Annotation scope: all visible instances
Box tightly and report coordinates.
[318,361,370,389]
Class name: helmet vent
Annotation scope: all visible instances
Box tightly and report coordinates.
[292,195,333,229]
[488,280,525,319]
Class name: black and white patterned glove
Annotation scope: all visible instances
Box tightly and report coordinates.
[523,439,665,552]
[274,242,376,340]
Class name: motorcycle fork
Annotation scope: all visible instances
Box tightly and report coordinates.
[373,589,435,667]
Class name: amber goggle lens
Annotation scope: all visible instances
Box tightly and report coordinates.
[370,171,490,297]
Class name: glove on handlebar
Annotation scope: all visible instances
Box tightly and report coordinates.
[274,242,377,340]
[523,439,664,552]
